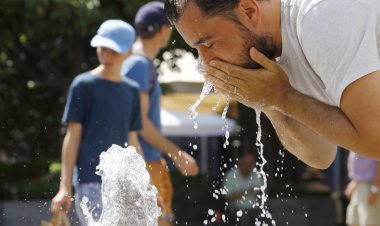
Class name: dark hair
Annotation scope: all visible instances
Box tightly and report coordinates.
[135,23,163,39]
[164,0,240,24]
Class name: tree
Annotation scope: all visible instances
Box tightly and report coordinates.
[0,0,161,161]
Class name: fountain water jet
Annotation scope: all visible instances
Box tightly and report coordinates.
[81,144,161,226]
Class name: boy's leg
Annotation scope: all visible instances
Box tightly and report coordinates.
[159,158,174,224]
[147,158,175,226]
[74,182,102,226]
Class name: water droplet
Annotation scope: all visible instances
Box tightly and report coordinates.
[236,210,243,217]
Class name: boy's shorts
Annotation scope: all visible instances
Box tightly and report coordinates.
[346,182,380,226]
[74,182,102,226]
[146,158,175,226]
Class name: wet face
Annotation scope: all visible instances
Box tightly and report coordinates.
[175,2,276,70]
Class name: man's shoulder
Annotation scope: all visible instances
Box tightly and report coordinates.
[122,77,140,90]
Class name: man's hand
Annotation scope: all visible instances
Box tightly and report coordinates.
[204,47,292,111]
[170,150,199,176]
[51,187,73,214]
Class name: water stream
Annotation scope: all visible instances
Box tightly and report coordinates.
[254,110,276,226]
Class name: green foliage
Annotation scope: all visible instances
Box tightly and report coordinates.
[0,0,178,161]
[0,161,60,200]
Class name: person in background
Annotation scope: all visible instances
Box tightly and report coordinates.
[122,2,199,225]
[51,20,142,226]
[223,151,263,226]
[344,147,380,226]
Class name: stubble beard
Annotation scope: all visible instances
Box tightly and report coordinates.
[237,22,277,69]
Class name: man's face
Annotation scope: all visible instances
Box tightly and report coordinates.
[239,154,256,177]
[175,2,276,70]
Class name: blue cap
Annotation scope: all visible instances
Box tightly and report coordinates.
[90,19,136,53]
[135,1,170,28]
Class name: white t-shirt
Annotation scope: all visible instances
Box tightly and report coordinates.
[278,0,380,106]
[223,168,263,209]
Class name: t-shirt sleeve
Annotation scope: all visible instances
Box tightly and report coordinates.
[223,170,237,195]
[300,0,380,106]
[62,79,86,124]
[123,58,151,93]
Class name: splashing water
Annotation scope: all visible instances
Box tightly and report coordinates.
[81,144,161,226]
[255,110,276,226]
[189,80,214,124]
[189,81,231,148]
[221,95,230,148]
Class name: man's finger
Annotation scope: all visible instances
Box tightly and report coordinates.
[204,64,229,82]
[250,47,276,70]
[209,60,248,80]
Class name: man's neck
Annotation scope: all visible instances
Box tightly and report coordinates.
[261,0,282,58]
[134,38,161,60]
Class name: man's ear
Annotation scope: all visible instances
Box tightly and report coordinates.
[236,0,260,29]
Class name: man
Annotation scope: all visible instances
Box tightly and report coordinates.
[344,148,380,226]
[223,152,263,226]
[122,2,199,225]
[164,0,380,168]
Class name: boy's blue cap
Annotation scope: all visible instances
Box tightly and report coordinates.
[135,1,170,28]
[90,19,136,53]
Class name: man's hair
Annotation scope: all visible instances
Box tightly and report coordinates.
[165,0,240,24]
[135,1,170,39]
[135,23,163,39]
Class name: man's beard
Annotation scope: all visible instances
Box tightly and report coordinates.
[237,22,277,69]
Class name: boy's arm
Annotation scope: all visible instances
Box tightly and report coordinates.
[51,122,82,214]
[137,92,199,176]
[128,131,144,158]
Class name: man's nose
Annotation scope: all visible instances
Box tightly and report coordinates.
[197,46,214,64]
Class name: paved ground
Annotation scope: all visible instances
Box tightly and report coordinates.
[0,197,337,226]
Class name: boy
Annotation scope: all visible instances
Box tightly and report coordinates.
[122,2,199,225]
[51,19,142,226]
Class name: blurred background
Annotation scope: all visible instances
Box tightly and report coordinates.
[0,0,350,225]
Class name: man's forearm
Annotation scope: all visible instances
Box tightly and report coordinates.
[265,110,336,169]
[139,118,180,157]
[276,88,380,157]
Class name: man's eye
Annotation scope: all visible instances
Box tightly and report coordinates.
[206,43,214,49]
